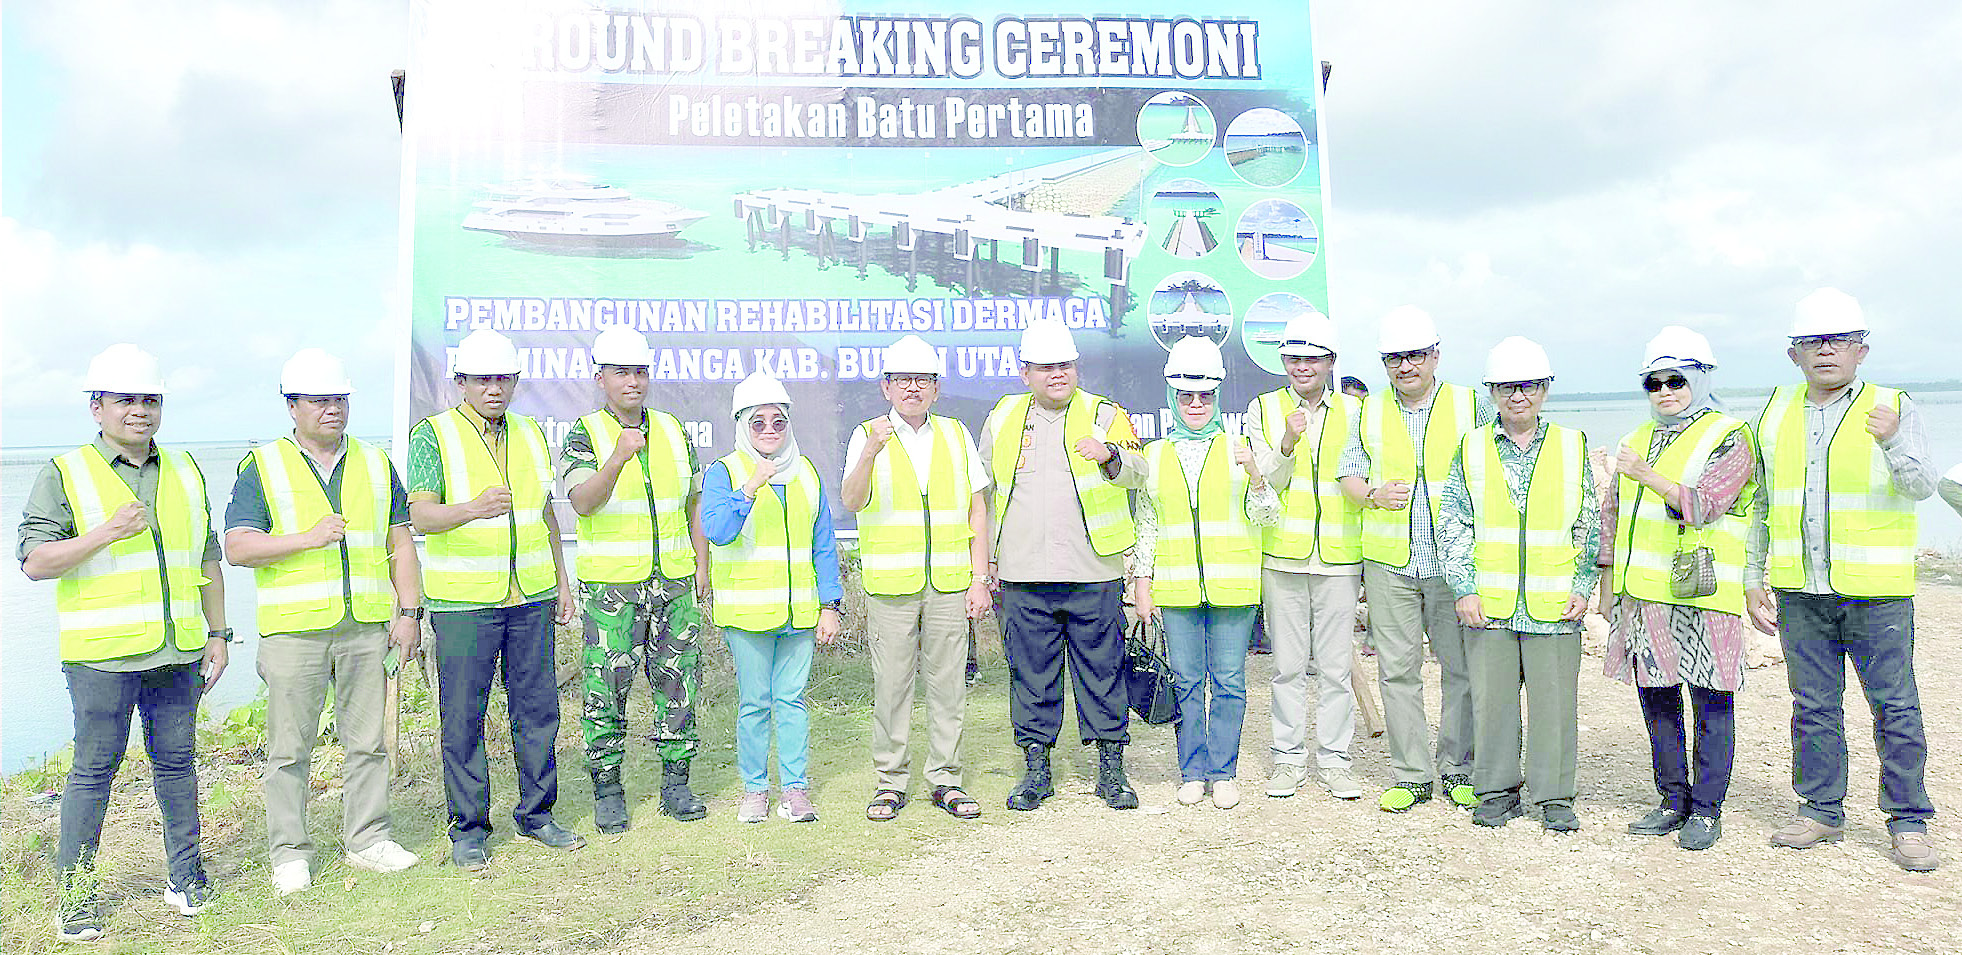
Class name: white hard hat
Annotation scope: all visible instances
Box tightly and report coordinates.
[1163,336,1227,392]
[83,343,168,395]
[1377,306,1441,354]
[453,328,522,376]
[883,335,942,376]
[1277,310,1338,358]
[731,371,792,418]
[1640,326,1716,375]
[1018,319,1079,364]
[591,326,654,367]
[1483,336,1554,384]
[280,348,354,396]
[1791,287,1868,338]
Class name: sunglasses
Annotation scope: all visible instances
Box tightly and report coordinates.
[749,416,789,434]
[1175,391,1217,405]
[1643,375,1689,393]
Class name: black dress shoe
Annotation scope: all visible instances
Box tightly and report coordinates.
[1627,807,1690,836]
[1677,814,1721,850]
[517,821,587,850]
[451,842,491,870]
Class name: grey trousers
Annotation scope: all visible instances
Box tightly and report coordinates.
[258,620,392,866]
[1468,626,1581,806]
[1265,568,1362,769]
[1364,563,1474,784]
[866,590,969,791]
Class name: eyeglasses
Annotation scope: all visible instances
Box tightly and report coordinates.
[1643,375,1689,393]
[885,374,937,390]
[749,416,789,434]
[1491,381,1547,397]
[1175,391,1217,406]
[1382,349,1435,368]
[1793,334,1865,352]
[1282,351,1334,365]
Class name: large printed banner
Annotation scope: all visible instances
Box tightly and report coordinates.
[401,0,1331,523]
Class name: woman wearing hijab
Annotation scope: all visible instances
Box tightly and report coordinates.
[701,372,843,823]
[1132,337,1279,809]
[1597,327,1757,850]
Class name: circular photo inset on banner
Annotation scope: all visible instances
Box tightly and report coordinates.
[1242,291,1327,375]
[1225,108,1310,188]
[1236,199,1319,280]
[1149,178,1224,260]
[1136,92,1215,167]
[1149,271,1233,351]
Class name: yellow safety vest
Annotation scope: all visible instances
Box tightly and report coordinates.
[986,389,1136,557]
[246,437,395,634]
[1144,436,1263,608]
[856,415,976,597]
[421,408,557,603]
[1257,387,1363,564]
[710,453,822,631]
[1757,383,1917,597]
[1609,412,1753,615]
[573,409,697,584]
[1461,423,1587,624]
[1360,382,1478,566]
[52,445,210,662]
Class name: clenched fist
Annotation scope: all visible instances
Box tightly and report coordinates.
[306,514,348,549]
[1073,436,1114,465]
[611,426,648,460]
[468,486,514,520]
[100,501,151,542]
[863,418,895,458]
[1867,403,1900,443]
[1373,480,1413,510]
[742,457,780,496]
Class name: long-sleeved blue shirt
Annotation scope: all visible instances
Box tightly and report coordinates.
[700,459,844,605]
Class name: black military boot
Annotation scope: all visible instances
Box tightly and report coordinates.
[1005,743,1053,811]
[593,767,630,834]
[1095,740,1139,810]
[659,759,708,822]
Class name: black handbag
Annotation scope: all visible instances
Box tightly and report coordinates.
[1124,619,1178,725]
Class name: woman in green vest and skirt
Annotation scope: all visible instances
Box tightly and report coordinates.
[1132,337,1279,810]
[1597,327,1757,850]
[701,372,844,823]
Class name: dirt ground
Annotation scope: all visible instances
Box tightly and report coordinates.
[618,581,1962,955]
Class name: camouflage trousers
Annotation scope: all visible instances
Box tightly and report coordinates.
[580,580,702,771]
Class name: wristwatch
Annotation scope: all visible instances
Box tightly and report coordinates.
[821,599,844,612]
[398,607,426,620]
[208,628,236,644]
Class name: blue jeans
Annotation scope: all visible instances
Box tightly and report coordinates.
[725,626,814,792]
[1160,605,1254,781]
[57,662,205,887]
[1778,592,1933,833]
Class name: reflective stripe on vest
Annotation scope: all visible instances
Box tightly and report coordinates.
[1145,437,1263,608]
[710,453,821,631]
[857,415,976,597]
[53,445,209,662]
[422,408,556,603]
[1757,383,1916,597]
[573,410,696,584]
[1609,413,1752,615]
[1360,382,1477,566]
[1462,424,1586,623]
[986,389,1136,557]
[1257,387,1363,563]
[248,437,394,633]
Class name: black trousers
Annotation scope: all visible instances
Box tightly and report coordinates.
[998,580,1129,746]
[1638,683,1735,818]
[433,600,561,844]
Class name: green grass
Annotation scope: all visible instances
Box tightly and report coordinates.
[2,618,1027,954]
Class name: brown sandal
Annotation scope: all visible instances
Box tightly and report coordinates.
[931,785,982,819]
[866,789,906,822]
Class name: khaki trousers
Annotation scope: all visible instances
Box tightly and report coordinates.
[258,620,391,866]
[866,589,969,791]
[1468,626,1581,806]
[1264,569,1362,769]
[1364,563,1475,784]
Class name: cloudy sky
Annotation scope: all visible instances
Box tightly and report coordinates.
[4,0,1959,448]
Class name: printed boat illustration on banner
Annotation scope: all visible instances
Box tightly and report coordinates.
[463,179,709,249]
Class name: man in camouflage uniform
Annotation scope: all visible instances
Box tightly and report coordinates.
[563,327,709,829]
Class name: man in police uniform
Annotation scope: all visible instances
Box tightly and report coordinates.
[1747,288,1940,872]
[842,335,991,821]
[1244,311,1367,800]
[1338,306,1496,813]
[981,318,1146,811]
[562,327,709,830]
[19,344,230,941]
[224,349,423,895]
[408,328,581,869]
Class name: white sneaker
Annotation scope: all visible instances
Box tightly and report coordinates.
[1177,781,1208,805]
[1266,764,1309,798]
[271,860,311,897]
[1212,780,1242,810]
[344,840,420,873]
[1322,766,1364,800]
